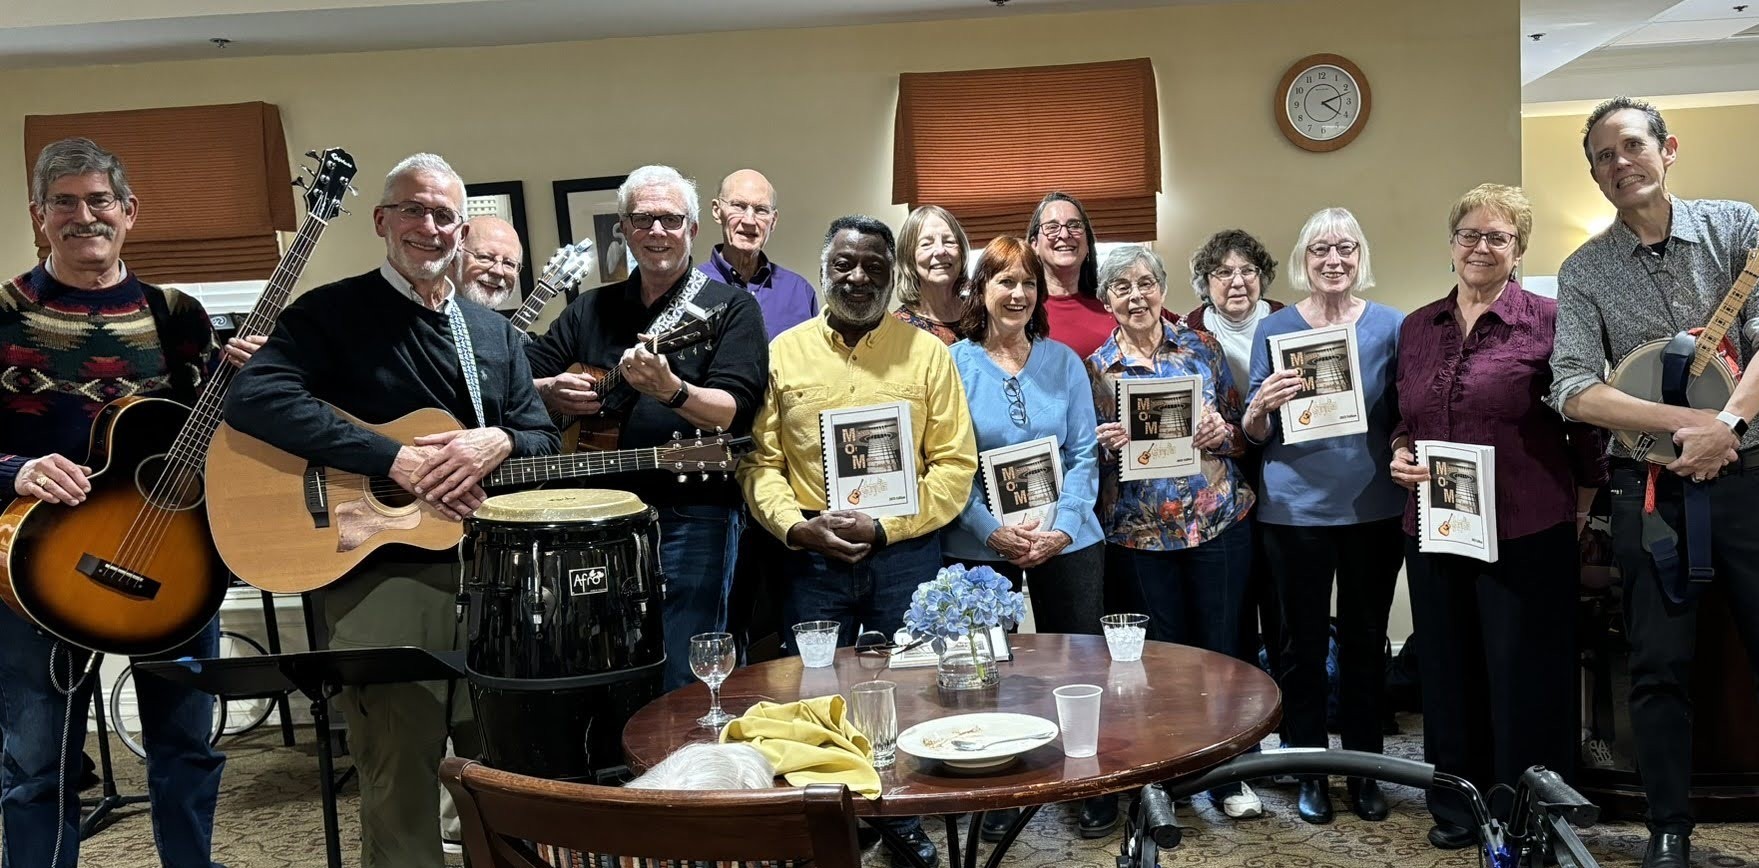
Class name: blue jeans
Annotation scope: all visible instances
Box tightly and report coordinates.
[1127,517,1253,658]
[784,531,941,648]
[0,607,224,868]
[657,504,743,691]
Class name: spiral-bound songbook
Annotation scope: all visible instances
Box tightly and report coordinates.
[979,436,1063,529]
[819,401,919,518]
[1416,440,1499,563]
[1268,323,1367,445]
[1117,376,1202,481]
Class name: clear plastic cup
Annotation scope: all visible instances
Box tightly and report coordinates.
[1101,613,1149,662]
[1053,684,1103,758]
[793,620,840,668]
[849,680,899,767]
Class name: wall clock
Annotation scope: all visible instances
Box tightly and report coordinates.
[1276,53,1372,152]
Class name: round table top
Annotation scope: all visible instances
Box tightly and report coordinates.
[621,634,1282,816]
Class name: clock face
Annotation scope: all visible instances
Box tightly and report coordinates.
[1285,64,1361,142]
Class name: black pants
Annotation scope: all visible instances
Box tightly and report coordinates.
[1406,523,1579,829]
[1263,518,1404,756]
[1609,462,1759,835]
[949,543,1105,636]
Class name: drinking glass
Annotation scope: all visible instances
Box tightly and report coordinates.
[848,680,899,768]
[1101,613,1149,662]
[1053,683,1103,758]
[689,631,737,728]
[793,620,841,668]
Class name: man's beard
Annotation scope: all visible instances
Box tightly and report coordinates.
[460,274,514,307]
[390,241,452,282]
[824,281,891,328]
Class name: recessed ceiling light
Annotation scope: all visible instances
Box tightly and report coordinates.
[209,37,232,49]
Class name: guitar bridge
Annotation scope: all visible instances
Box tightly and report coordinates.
[74,553,162,600]
[304,463,331,529]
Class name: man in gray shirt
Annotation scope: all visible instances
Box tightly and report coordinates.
[1548,97,1759,868]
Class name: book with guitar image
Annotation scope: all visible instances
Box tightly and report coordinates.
[1416,440,1499,563]
[0,147,358,655]
[1116,375,1202,481]
[559,301,726,452]
[204,408,751,593]
[1267,323,1368,445]
[1607,248,1759,463]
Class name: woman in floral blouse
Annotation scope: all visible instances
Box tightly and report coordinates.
[1086,244,1263,820]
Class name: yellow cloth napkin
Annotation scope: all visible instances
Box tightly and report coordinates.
[719,694,882,798]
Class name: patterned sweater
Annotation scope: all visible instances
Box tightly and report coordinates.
[0,264,217,494]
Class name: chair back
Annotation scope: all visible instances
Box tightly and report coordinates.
[439,756,862,868]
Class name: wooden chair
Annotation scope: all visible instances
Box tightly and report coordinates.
[439,756,862,868]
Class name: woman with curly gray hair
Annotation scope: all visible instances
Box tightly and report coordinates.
[1185,229,1284,390]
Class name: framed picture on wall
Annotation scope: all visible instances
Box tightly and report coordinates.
[463,180,534,313]
[554,175,629,301]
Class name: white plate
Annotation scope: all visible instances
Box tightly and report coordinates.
[897,712,1059,771]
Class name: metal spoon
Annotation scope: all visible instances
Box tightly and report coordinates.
[950,731,1056,751]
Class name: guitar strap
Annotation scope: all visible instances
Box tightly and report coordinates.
[1646,332,1711,604]
[644,269,708,336]
[444,298,487,429]
[139,284,200,406]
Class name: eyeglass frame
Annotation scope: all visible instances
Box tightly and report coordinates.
[625,212,690,231]
[1033,219,1087,240]
[460,247,523,274]
[1105,276,1162,300]
[1208,266,1262,282]
[715,198,776,220]
[1004,377,1030,427]
[854,630,933,658]
[379,200,465,230]
[1305,241,1361,258]
[1451,228,1517,251]
[41,192,126,214]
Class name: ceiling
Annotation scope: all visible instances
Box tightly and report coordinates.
[1522,0,1759,106]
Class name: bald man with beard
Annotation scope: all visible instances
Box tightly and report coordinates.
[456,216,524,309]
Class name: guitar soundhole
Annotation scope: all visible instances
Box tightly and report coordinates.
[373,479,417,509]
[136,454,205,511]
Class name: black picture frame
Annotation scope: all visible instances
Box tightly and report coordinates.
[463,180,535,314]
[553,174,628,302]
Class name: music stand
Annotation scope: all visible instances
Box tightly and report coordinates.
[136,646,466,868]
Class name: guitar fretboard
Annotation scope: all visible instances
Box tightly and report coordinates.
[509,278,564,331]
[1692,255,1759,377]
[486,448,663,486]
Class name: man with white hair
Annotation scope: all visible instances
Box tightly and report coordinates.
[226,153,556,868]
[455,215,525,309]
[526,165,768,692]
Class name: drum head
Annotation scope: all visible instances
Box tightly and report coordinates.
[473,488,648,523]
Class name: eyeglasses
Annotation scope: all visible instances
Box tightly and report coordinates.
[1451,229,1516,251]
[1034,219,1086,239]
[626,212,689,231]
[854,630,932,658]
[44,192,122,214]
[1306,241,1360,258]
[1208,266,1261,282]
[1106,277,1161,299]
[382,201,463,229]
[1005,377,1030,427]
[718,199,775,219]
[461,248,522,273]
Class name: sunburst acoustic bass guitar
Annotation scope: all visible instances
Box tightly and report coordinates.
[0,148,358,655]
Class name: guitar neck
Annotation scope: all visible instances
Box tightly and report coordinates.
[509,278,564,332]
[487,446,662,487]
[1691,257,1759,377]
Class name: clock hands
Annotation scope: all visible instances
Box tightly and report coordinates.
[1320,92,1345,114]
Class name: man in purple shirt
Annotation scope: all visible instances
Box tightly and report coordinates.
[696,169,818,341]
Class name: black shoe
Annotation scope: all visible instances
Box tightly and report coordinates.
[77,752,100,792]
[1347,777,1388,821]
[888,825,939,868]
[1297,778,1334,824]
[1641,832,1689,868]
[1078,795,1121,838]
[979,808,1019,843]
[1427,822,1476,850]
[857,826,883,850]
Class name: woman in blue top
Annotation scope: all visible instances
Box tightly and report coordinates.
[1243,207,1405,826]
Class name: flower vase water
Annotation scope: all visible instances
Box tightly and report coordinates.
[904,564,1025,692]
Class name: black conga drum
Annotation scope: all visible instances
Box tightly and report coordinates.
[463,489,664,781]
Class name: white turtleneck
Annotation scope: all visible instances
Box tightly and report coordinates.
[1209,299,1269,392]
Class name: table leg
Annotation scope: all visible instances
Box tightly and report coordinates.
[982,805,1039,868]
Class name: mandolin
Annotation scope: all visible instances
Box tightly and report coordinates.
[204,404,750,593]
[0,148,357,655]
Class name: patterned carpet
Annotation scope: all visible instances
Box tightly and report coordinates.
[64,714,1759,868]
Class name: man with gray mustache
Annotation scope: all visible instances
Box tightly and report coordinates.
[455,215,524,310]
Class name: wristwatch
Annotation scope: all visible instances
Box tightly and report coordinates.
[663,381,691,409]
[1716,410,1750,438]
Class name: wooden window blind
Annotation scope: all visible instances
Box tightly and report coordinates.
[23,101,296,283]
[893,58,1160,246]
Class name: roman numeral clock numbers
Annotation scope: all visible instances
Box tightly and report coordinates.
[1275,53,1372,153]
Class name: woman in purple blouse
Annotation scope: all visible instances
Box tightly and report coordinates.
[1388,183,1607,851]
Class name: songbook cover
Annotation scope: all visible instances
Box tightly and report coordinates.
[1416,440,1499,563]
[819,402,920,518]
[979,436,1063,530]
[1268,323,1368,445]
[1117,376,1203,481]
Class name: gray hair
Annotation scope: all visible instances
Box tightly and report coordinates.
[1096,244,1168,302]
[819,214,896,283]
[32,137,131,205]
[380,153,464,205]
[619,165,700,228]
[1287,207,1376,295]
[624,743,774,790]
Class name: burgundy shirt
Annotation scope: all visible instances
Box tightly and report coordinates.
[1393,282,1608,540]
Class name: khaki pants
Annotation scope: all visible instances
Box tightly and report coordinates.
[318,560,479,868]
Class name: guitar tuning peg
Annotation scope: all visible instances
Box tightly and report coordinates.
[672,431,682,439]
[292,177,307,188]
[700,472,710,483]
[676,474,688,484]
[347,184,360,197]
[300,165,315,176]
[337,206,351,215]
[304,149,319,159]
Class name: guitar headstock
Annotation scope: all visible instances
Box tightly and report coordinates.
[653,302,729,355]
[296,148,358,221]
[538,239,597,295]
[656,432,754,480]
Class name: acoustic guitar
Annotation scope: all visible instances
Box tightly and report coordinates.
[1608,249,1759,463]
[0,147,357,655]
[506,239,594,331]
[563,302,725,452]
[204,405,749,593]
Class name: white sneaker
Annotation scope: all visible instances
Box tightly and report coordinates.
[1217,782,1264,819]
[442,839,463,856]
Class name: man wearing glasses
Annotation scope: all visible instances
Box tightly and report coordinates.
[456,215,525,310]
[226,153,556,868]
[525,164,768,693]
[697,169,817,341]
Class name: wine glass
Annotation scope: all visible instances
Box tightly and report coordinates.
[689,631,737,728]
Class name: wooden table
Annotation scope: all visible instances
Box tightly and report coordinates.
[623,634,1281,868]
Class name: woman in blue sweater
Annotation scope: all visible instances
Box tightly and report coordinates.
[1243,207,1405,826]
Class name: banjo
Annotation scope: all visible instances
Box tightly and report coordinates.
[1607,249,1759,464]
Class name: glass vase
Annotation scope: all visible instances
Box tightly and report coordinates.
[935,630,1000,690]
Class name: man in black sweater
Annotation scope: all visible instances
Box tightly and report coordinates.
[526,164,767,691]
[224,153,556,868]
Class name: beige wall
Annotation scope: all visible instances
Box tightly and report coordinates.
[1523,101,1759,275]
[1,0,1519,330]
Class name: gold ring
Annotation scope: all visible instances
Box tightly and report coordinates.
[35,475,50,487]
